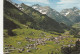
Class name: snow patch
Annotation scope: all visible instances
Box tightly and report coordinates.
[39,10,42,12]
[56,14,59,15]
[65,12,70,16]
[32,6,37,9]
[42,12,47,14]
[74,9,78,11]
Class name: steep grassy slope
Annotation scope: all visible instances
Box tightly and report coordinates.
[72,22,80,29]
[4,0,68,33]
[4,15,20,36]
[21,3,70,32]
[4,0,35,25]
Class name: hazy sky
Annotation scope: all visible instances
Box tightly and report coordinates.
[12,0,80,12]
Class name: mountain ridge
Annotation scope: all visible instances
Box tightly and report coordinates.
[4,0,69,33]
[32,4,73,26]
[60,7,80,23]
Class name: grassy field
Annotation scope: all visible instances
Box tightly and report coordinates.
[4,28,77,54]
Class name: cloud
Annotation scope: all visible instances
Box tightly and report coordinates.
[57,0,76,4]
[56,0,80,11]
[17,0,50,4]
[25,4,32,6]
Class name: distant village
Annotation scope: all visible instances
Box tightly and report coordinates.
[4,34,78,54]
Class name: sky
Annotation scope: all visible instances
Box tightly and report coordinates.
[11,0,80,12]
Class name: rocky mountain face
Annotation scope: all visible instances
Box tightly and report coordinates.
[61,7,79,16]
[32,4,73,26]
[32,4,53,15]
[60,7,80,23]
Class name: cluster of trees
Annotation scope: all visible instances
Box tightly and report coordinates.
[69,28,80,38]
[61,40,80,54]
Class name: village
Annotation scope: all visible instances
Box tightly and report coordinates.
[4,34,77,54]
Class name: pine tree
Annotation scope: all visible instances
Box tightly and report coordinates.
[51,51,53,54]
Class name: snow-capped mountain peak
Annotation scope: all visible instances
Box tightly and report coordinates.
[32,4,51,14]
[65,12,70,16]
[32,4,73,26]
[60,7,79,16]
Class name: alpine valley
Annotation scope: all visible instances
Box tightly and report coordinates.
[4,0,80,54]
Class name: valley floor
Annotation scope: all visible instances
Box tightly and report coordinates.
[4,28,78,54]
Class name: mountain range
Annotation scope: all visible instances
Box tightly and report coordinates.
[32,4,80,29]
[32,4,73,26]
[61,7,80,23]
[4,0,80,34]
[60,7,80,29]
[4,0,70,34]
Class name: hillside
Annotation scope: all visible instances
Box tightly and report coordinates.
[21,3,71,32]
[72,22,80,30]
[4,0,69,33]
